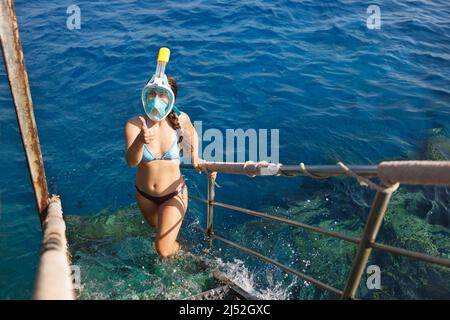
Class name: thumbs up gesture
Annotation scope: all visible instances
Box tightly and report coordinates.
[138,116,155,145]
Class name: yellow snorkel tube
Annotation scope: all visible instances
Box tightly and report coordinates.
[141,47,175,122]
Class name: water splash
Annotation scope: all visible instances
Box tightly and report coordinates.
[203,257,296,300]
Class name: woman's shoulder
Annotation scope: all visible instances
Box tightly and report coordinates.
[177,112,192,131]
[125,116,144,133]
[178,111,191,125]
[126,116,142,126]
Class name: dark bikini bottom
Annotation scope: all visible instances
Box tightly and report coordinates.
[135,181,186,205]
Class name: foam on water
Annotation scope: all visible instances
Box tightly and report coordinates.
[210,258,296,300]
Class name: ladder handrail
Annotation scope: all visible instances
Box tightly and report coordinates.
[183,160,450,300]
[33,195,74,300]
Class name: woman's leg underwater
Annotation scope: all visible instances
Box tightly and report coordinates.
[136,191,160,227]
[155,187,188,257]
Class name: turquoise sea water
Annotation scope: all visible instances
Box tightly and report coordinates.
[0,0,449,299]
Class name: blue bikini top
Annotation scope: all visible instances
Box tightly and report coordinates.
[141,117,181,162]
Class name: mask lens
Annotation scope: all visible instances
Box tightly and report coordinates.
[148,89,168,99]
[141,84,174,121]
[144,96,168,119]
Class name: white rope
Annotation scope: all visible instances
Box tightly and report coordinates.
[299,162,329,179]
[206,170,220,188]
[243,161,257,177]
[243,160,281,177]
[337,162,399,194]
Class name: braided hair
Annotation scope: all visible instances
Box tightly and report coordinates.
[166,75,183,144]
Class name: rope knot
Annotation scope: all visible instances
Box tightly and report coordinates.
[337,162,399,194]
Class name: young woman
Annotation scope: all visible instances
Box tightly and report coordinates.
[125,76,203,258]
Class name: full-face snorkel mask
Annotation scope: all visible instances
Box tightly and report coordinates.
[141,47,175,122]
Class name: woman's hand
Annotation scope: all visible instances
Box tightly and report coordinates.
[192,156,206,174]
[138,116,155,145]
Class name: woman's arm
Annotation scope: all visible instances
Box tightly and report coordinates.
[179,112,204,173]
[125,119,144,167]
[125,117,155,167]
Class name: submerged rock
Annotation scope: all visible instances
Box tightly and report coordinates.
[424,128,450,161]
[64,177,449,300]
[65,205,218,300]
[219,184,450,300]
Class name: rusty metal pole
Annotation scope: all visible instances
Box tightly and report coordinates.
[206,171,217,249]
[0,0,49,223]
[341,188,394,299]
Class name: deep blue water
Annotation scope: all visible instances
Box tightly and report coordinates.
[1,0,449,299]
